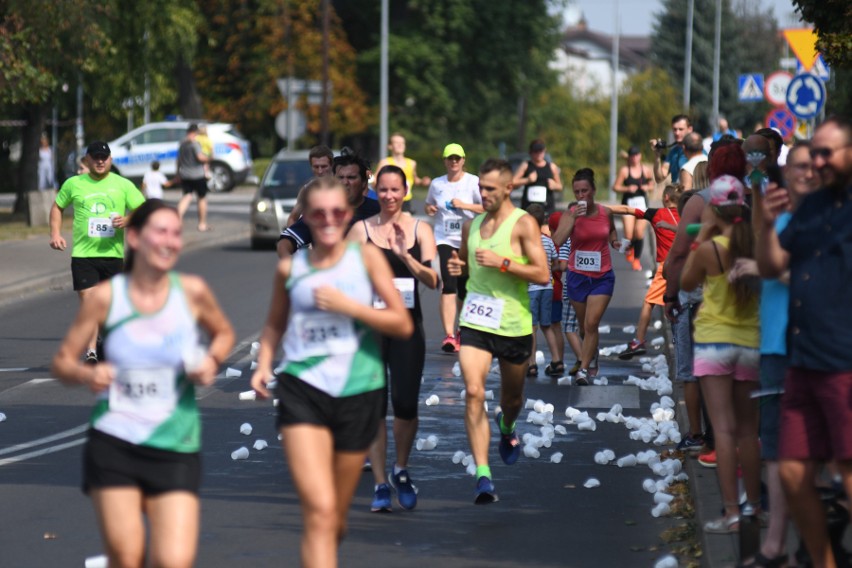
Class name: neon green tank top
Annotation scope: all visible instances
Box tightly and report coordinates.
[460,208,532,337]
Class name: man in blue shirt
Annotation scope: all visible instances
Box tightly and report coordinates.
[756,116,852,568]
[651,114,693,184]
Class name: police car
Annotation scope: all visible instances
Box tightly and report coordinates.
[107,121,253,192]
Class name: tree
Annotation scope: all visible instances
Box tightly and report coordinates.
[0,0,107,211]
[791,0,851,69]
[650,0,784,135]
[193,0,370,151]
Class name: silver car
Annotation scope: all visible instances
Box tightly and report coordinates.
[250,150,313,249]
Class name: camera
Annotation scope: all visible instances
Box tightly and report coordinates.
[653,139,668,151]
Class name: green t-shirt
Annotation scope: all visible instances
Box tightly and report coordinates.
[55,173,146,258]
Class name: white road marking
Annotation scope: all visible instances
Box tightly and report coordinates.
[0,423,88,456]
[0,438,86,467]
[0,368,28,372]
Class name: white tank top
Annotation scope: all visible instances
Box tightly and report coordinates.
[95,272,201,452]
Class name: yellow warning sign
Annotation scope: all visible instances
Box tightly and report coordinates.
[783,29,819,71]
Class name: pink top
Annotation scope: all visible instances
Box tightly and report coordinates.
[567,206,612,277]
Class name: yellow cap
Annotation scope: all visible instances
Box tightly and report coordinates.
[442,143,465,158]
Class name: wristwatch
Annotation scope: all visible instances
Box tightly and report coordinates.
[500,258,511,273]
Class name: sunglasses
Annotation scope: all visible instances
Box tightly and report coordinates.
[305,207,348,224]
[89,154,110,161]
[809,145,848,159]
[445,155,463,161]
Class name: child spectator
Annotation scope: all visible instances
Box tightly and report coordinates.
[141,161,172,199]
[524,203,559,377]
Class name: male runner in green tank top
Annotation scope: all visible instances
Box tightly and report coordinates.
[447,158,549,503]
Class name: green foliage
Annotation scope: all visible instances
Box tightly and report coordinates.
[650,0,784,135]
[618,67,681,151]
[792,0,852,69]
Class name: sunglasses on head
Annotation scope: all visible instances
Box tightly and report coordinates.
[305,207,348,224]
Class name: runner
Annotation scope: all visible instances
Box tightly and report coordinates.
[447,158,549,503]
[513,139,563,214]
[251,176,413,566]
[376,133,431,213]
[424,143,484,353]
[611,183,683,358]
[49,141,146,364]
[552,168,625,385]
[50,199,235,568]
[612,145,654,271]
[347,165,439,512]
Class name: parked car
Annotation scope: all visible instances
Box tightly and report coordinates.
[66,121,253,192]
[249,150,314,249]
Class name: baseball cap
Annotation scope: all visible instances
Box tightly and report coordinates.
[627,145,641,156]
[187,123,199,133]
[708,175,745,206]
[86,141,111,157]
[442,143,465,158]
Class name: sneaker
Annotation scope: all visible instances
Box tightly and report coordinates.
[631,258,642,271]
[704,514,739,534]
[371,483,392,512]
[495,412,521,465]
[568,360,581,375]
[698,449,717,468]
[390,469,417,510]
[363,458,372,472]
[676,434,705,452]
[85,350,98,365]
[441,334,458,353]
[474,476,498,504]
[618,339,647,360]
[574,368,589,386]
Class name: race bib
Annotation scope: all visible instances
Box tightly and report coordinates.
[574,250,602,272]
[527,185,548,203]
[373,277,415,309]
[291,312,357,358]
[443,213,463,237]
[461,293,505,330]
[627,196,647,211]
[88,217,115,238]
[109,367,177,416]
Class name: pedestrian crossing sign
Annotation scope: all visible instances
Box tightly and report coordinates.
[738,74,764,102]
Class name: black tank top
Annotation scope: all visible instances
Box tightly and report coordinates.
[364,220,423,322]
[621,165,648,205]
[522,160,555,212]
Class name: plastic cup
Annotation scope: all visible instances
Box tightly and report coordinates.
[238,390,257,401]
[253,439,268,451]
[230,447,249,460]
[619,238,631,253]
[85,555,108,568]
[250,341,260,357]
[425,394,439,406]
[583,477,600,488]
[225,367,242,378]
[550,452,563,464]
[576,200,587,216]
[452,450,466,464]
[523,445,540,459]
[239,423,252,435]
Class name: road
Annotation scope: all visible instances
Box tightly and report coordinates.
[0,192,689,567]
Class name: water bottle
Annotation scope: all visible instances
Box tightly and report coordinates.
[738,503,760,562]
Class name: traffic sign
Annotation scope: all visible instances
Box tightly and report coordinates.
[786,73,826,120]
[764,72,792,107]
[738,74,764,102]
[765,108,796,140]
[797,55,830,81]
[783,29,818,72]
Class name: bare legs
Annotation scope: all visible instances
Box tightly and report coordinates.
[78,287,98,353]
[571,294,612,370]
[439,293,458,338]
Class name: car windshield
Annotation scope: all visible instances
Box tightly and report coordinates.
[261,160,313,199]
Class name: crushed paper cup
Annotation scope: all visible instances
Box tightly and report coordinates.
[225,367,242,378]
[239,390,257,401]
[253,439,268,451]
[239,423,252,435]
[584,478,601,488]
[550,452,563,464]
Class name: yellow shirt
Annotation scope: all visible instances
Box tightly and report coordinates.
[387,156,415,201]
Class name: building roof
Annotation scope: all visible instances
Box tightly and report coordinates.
[561,19,650,70]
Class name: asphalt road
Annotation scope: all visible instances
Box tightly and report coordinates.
[0,198,689,568]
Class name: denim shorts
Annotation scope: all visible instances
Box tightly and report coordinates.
[758,354,789,461]
[528,288,553,326]
[671,302,698,383]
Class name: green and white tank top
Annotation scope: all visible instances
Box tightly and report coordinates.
[460,208,532,337]
[279,243,385,397]
[93,272,201,453]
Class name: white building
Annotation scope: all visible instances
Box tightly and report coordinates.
[551,17,650,99]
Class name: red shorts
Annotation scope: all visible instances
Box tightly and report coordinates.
[778,367,852,461]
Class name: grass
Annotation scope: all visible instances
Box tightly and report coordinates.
[0,208,72,242]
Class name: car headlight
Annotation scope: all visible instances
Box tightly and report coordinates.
[256,199,272,213]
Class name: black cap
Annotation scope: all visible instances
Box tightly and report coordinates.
[187,123,199,133]
[86,141,111,157]
[627,145,641,156]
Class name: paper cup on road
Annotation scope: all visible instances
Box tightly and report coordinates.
[550,452,563,464]
[239,423,253,436]
[230,447,249,460]
[425,394,439,406]
[252,439,268,451]
[225,367,242,378]
[250,341,260,357]
[85,555,108,568]
[238,390,257,401]
[0,412,6,423]
[535,350,545,366]
[583,477,600,488]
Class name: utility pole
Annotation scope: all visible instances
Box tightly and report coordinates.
[711,0,722,130]
[379,0,389,161]
[321,0,330,146]
[683,0,694,110]
[608,0,620,198]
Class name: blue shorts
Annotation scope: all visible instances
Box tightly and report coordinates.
[529,288,553,326]
[551,299,563,325]
[759,354,789,461]
[566,270,615,303]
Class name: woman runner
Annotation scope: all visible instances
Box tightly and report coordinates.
[51,199,235,568]
[251,176,413,567]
